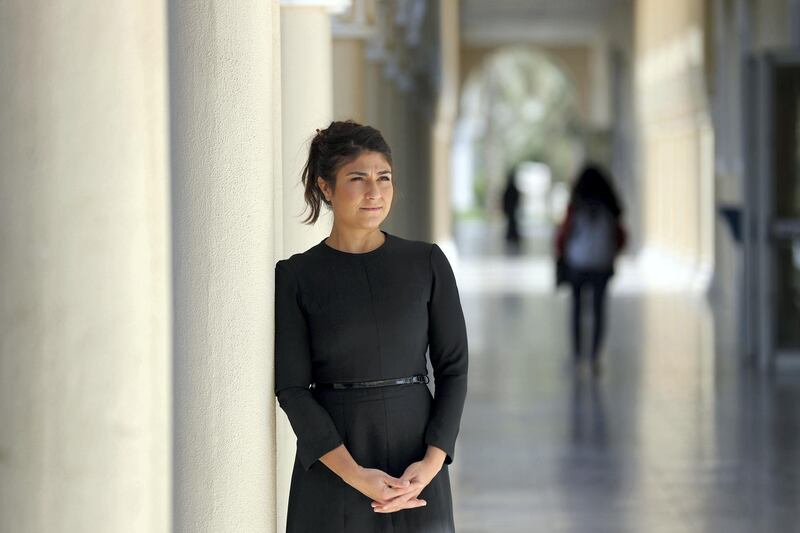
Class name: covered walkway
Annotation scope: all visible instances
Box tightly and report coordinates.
[4,1,800,531]
[450,245,800,532]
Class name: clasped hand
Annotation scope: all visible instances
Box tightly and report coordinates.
[355,456,442,514]
[323,443,447,514]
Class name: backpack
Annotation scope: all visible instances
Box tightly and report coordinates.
[564,202,617,271]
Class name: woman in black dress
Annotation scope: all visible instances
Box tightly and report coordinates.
[275,120,468,532]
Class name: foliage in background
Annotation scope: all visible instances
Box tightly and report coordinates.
[459,46,585,215]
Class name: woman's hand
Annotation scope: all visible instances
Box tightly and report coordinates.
[350,467,417,504]
[371,446,447,513]
[319,445,417,504]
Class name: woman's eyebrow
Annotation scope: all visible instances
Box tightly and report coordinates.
[346,170,392,176]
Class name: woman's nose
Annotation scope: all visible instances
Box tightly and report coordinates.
[365,179,381,199]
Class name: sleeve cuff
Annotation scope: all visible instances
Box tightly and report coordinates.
[297,434,343,471]
[424,432,456,465]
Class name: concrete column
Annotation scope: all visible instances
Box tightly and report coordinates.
[280,2,338,251]
[278,2,342,530]
[590,38,611,129]
[170,1,281,531]
[381,79,411,237]
[365,59,383,127]
[333,38,368,122]
[0,2,171,533]
[431,0,460,245]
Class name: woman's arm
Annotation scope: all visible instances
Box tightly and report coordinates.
[320,445,420,506]
[422,244,469,465]
[275,261,343,470]
[555,203,574,258]
[372,244,469,514]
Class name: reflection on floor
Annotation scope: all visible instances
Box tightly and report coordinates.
[447,232,800,533]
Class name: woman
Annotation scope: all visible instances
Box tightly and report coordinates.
[555,164,626,375]
[274,120,468,532]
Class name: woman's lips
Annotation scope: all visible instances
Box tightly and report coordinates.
[360,206,382,211]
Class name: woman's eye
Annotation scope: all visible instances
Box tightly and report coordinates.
[380,176,391,181]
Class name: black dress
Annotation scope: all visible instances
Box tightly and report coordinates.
[275,231,468,533]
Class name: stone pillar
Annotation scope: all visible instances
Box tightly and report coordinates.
[170,1,281,531]
[0,2,171,532]
[431,0,460,246]
[590,37,612,129]
[281,1,339,250]
[332,38,368,123]
[278,1,343,530]
[365,59,383,127]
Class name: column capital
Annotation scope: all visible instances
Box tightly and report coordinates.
[280,0,351,14]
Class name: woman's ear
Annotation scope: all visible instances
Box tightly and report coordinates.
[317,176,331,202]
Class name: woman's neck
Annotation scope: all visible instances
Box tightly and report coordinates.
[325,227,385,253]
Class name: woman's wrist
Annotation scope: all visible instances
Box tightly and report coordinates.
[320,445,365,488]
[422,446,447,471]
[342,463,366,488]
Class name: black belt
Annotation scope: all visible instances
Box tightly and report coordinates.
[310,374,429,390]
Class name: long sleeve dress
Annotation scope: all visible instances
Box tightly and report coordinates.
[275,231,468,533]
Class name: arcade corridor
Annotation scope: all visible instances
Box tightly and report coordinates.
[450,253,800,532]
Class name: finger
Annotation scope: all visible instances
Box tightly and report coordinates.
[373,499,427,513]
[382,484,417,499]
[372,490,423,509]
[380,488,415,503]
[398,465,420,480]
[383,476,410,489]
[377,487,422,505]
[399,473,423,485]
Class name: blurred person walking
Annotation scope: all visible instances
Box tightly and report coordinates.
[501,167,522,253]
[554,164,626,375]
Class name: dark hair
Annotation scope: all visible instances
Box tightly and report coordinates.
[570,164,622,218]
[301,120,393,224]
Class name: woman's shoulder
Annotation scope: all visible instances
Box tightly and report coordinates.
[275,232,438,274]
[386,234,454,277]
[274,240,327,275]
[385,232,436,257]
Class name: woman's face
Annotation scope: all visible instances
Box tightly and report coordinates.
[318,151,393,231]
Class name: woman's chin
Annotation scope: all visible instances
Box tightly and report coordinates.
[356,211,389,227]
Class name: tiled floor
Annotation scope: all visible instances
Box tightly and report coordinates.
[448,223,800,533]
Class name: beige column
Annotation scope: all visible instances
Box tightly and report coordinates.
[380,77,411,237]
[281,1,339,251]
[331,0,372,122]
[431,0,460,245]
[170,1,281,532]
[0,2,171,533]
[332,38,368,122]
[589,38,611,129]
[278,2,344,530]
[365,59,383,127]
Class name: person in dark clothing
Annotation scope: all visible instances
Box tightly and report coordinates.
[555,164,626,375]
[501,167,522,252]
[274,120,468,532]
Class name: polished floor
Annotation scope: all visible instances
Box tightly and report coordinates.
[447,223,800,533]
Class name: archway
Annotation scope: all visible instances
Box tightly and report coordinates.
[452,46,586,256]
